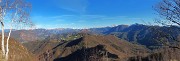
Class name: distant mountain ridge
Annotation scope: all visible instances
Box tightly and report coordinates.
[18,24,180,61]
[104,24,180,49]
[7,24,180,49]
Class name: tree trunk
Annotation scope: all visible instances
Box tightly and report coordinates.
[5,27,12,60]
[5,18,14,61]
[1,22,5,57]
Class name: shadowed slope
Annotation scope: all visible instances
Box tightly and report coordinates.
[35,34,149,61]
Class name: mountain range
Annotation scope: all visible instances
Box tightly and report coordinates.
[3,23,180,61]
[9,24,180,48]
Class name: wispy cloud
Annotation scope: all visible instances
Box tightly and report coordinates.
[54,0,89,14]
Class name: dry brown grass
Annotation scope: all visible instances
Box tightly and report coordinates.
[0,36,37,61]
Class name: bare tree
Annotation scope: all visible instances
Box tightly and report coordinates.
[154,0,180,26]
[154,0,180,47]
[0,0,32,60]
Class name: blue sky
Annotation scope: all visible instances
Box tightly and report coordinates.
[27,0,160,29]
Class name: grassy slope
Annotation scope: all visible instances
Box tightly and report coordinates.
[0,36,37,61]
